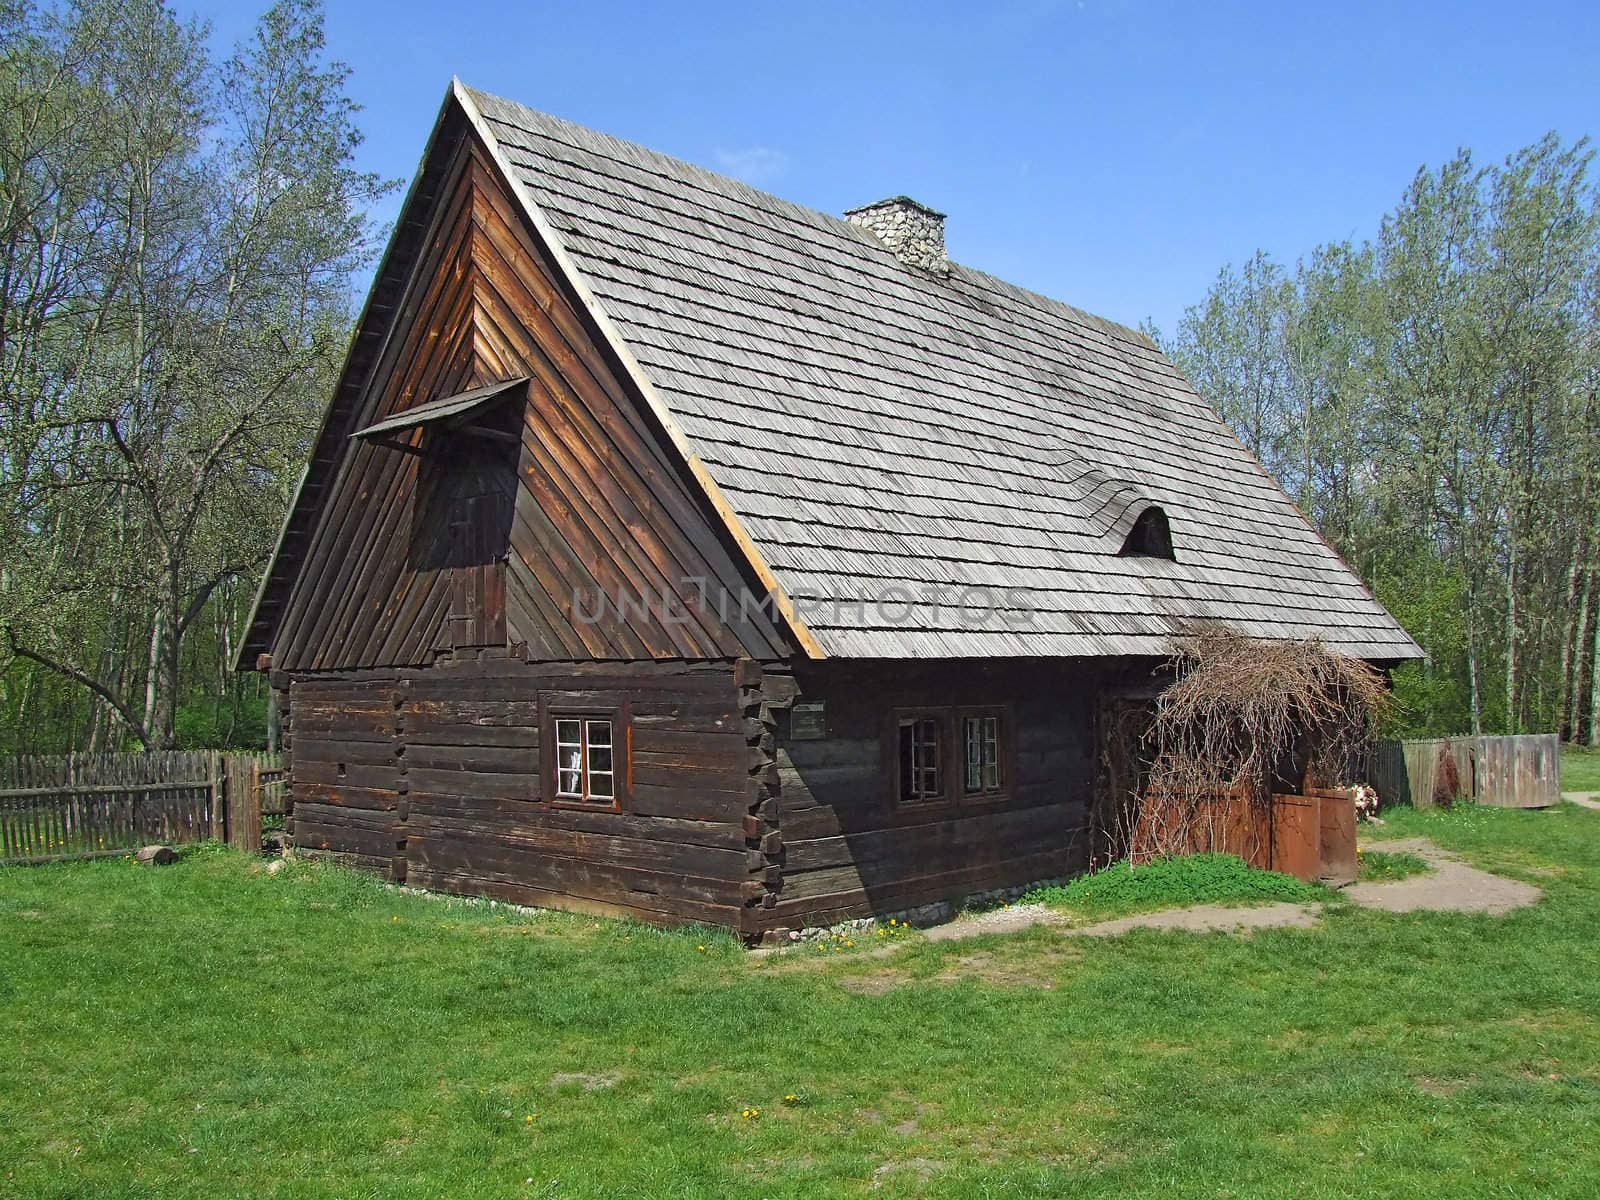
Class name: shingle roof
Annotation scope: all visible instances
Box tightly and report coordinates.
[462,85,1421,662]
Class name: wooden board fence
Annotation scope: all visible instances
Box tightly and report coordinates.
[0,751,283,865]
[1473,734,1559,809]
[1368,734,1557,810]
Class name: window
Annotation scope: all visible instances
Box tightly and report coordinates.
[898,715,946,804]
[892,706,1011,806]
[964,712,1003,796]
[551,713,622,806]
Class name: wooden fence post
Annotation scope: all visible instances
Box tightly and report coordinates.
[222,754,262,852]
[209,752,225,842]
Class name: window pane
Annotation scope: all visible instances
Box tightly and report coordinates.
[586,719,612,747]
[920,721,941,797]
[898,722,916,803]
[899,716,948,802]
[588,745,612,773]
[985,761,1000,790]
[557,768,581,796]
[588,771,614,799]
[558,744,582,772]
[556,719,581,746]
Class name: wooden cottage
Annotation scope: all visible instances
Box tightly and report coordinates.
[240,81,1421,939]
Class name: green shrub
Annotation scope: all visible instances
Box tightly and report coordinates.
[1023,853,1326,918]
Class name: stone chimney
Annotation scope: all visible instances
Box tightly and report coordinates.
[845,196,948,277]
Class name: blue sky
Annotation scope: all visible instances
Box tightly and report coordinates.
[201,0,1600,336]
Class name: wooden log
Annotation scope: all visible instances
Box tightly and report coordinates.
[135,845,177,866]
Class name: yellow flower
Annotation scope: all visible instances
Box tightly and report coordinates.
[525,1114,536,1122]
[696,945,707,953]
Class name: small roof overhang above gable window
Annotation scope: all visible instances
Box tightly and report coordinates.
[352,377,530,450]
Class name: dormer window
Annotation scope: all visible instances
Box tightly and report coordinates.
[1120,506,1175,560]
[353,377,528,649]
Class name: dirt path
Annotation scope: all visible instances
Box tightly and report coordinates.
[1067,900,1324,937]
[1347,836,1541,914]
[1563,792,1600,811]
[897,836,1540,946]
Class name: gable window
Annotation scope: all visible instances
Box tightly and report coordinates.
[897,715,946,804]
[963,710,1004,796]
[545,703,629,808]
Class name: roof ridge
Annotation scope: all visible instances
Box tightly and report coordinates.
[460,83,1155,351]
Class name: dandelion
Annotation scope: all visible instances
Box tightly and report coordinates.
[525,1114,537,1122]
[697,945,707,953]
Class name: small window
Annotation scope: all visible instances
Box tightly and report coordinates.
[898,716,946,804]
[963,712,1004,796]
[1120,506,1175,559]
[891,705,1011,808]
[552,714,620,805]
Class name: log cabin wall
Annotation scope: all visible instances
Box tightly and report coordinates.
[284,656,758,928]
[758,659,1103,933]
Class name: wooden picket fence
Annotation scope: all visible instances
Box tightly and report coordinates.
[0,751,284,865]
[1368,734,1558,810]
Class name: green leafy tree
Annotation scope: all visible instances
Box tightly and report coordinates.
[0,0,395,750]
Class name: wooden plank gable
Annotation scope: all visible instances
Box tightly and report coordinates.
[266,111,789,671]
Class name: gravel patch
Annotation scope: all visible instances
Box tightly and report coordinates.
[1066,900,1325,937]
[921,903,1062,941]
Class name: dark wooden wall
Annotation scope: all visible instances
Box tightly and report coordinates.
[285,657,759,928]
[265,112,786,673]
[757,660,1102,932]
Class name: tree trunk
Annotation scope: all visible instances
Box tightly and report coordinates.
[1504,532,1518,733]
[1590,595,1600,746]
[1569,569,1593,740]
[141,609,164,745]
[1558,559,1582,738]
[1465,595,1483,736]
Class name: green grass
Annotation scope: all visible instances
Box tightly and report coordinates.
[1561,743,1600,793]
[1357,848,1433,882]
[5,807,1600,1199]
[1022,852,1327,918]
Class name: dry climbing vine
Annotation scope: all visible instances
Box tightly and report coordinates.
[1124,630,1390,861]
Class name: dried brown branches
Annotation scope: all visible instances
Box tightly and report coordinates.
[1130,629,1390,859]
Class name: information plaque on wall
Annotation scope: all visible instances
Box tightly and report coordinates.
[790,702,826,741]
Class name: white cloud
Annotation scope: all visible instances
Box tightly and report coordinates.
[712,146,790,186]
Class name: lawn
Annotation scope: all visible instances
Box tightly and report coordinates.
[1561,742,1600,793]
[4,804,1600,1199]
